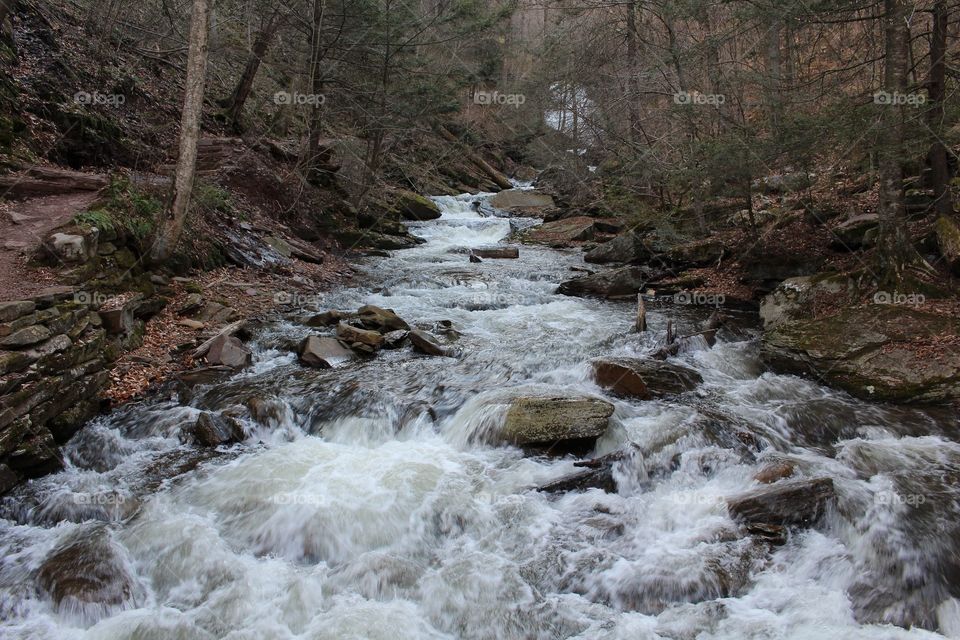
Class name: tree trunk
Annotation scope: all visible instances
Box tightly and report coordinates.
[765,14,782,138]
[150,0,213,264]
[927,0,953,218]
[223,10,280,131]
[0,0,15,46]
[299,0,329,184]
[876,0,915,280]
[625,1,642,147]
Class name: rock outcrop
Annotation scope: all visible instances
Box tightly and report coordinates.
[761,277,960,403]
[0,288,137,490]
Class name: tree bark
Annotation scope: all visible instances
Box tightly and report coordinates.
[875,0,914,279]
[0,0,15,46]
[150,0,213,264]
[927,0,953,218]
[625,1,642,148]
[223,10,280,131]
[301,0,330,185]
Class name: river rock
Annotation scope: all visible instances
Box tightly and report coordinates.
[754,461,796,484]
[394,189,442,221]
[557,266,651,298]
[538,467,616,493]
[358,305,410,332]
[382,330,409,349]
[205,335,252,369]
[185,412,245,446]
[727,477,834,528]
[501,395,614,446]
[490,188,555,211]
[584,231,654,265]
[592,358,702,399]
[523,217,600,247]
[472,246,519,259]
[37,525,140,622]
[177,366,234,387]
[299,336,356,368]
[409,329,454,357]
[306,309,355,327]
[336,323,385,349]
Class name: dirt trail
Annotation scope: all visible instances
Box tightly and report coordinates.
[0,190,101,302]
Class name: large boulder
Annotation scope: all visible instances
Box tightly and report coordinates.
[490,189,555,211]
[358,305,410,332]
[584,231,654,265]
[761,304,960,404]
[37,526,141,622]
[394,189,442,221]
[557,266,651,298]
[593,358,702,399]
[298,336,356,368]
[501,395,614,446]
[525,217,619,247]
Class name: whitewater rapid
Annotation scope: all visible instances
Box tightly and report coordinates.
[1,190,958,639]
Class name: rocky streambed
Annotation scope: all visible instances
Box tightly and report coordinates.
[1,191,959,639]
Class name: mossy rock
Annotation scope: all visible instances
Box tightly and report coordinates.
[935,216,960,275]
[762,305,960,404]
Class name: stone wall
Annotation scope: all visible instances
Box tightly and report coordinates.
[0,286,154,494]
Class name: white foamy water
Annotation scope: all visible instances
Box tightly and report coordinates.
[1,192,957,639]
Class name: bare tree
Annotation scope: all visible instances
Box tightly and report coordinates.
[150,0,213,264]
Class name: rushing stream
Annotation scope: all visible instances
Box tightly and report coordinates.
[2,190,960,639]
